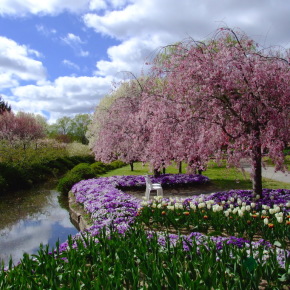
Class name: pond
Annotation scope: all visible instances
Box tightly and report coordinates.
[0,180,79,266]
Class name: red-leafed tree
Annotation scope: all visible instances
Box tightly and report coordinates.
[0,111,45,147]
[145,28,290,195]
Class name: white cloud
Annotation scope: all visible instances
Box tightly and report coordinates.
[62,59,80,70]
[1,0,290,124]
[85,0,290,87]
[10,75,113,122]
[61,33,89,57]
[0,36,47,89]
[62,33,84,45]
[84,0,290,47]
[95,37,159,77]
[89,0,107,11]
[36,24,57,37]
[0,0,91,16]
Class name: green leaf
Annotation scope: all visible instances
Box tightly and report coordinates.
[242,257,257,273]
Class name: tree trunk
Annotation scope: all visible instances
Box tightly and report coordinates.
[130,161,134,171]
[154,169,161,178]
[251,144,263,197]
[178,162,182,174]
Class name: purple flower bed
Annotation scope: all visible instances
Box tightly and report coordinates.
[70,174,208,236]
[61,174,290,268]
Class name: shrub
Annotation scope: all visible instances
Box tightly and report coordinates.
[0,175,8,192]
[66,142,92,157]
[57,172,84,195]
[57,162,97,194]
[0,163,30,191]
[90,162,107,175]
[110,160,126,169]
[70,163,95,179]
[24,163,52,183]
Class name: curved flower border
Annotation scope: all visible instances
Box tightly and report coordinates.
[59,174,290,268]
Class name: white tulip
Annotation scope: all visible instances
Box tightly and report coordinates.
[276,216,283,223]
[269,209,275,215]
[190,203,196,210]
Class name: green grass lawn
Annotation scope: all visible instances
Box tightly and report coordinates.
[101,161,290,190]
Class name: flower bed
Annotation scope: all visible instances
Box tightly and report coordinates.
[2,174,290,288]
[68,174,207,235]
[139,189,290,247]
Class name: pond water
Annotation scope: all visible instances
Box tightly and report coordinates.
[0,181,79,266]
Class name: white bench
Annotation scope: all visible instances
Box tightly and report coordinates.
[144,175,163,200]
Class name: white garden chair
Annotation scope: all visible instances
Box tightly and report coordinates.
[144,175,163,200]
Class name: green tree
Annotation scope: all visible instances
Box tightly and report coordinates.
[0,96,11,115]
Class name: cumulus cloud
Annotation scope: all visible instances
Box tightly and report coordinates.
[1,0,289,123]
[0,0,90,16]
[0,36,47,89]
[95,37,159,77]
[85,0,290,86]
[84,0,290,46]
[10,75,113,122]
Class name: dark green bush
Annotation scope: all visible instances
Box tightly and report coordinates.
[58,157,75,169]
[45,159,67,171]
[0,163,30,191]
[25,163,52,183]
[81,155,95,164]
[70,163,95,179]
[57,159,125,194]
[90,162,107,175]
[56,172,84,194]
[67,155,94,166]
[110,160,126,169]
[0,175,8,192]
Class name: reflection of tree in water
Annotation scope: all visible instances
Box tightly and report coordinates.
[0,180,62,231]
[57,193,70,210]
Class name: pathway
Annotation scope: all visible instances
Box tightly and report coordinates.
[240,158,290,183]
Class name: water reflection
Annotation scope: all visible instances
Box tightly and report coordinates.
[0,183,78,266]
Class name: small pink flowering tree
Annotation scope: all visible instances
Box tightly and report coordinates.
[146,28,290,195]
[90,80,145,170]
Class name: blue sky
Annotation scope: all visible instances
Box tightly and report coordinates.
[0,0,289,123]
